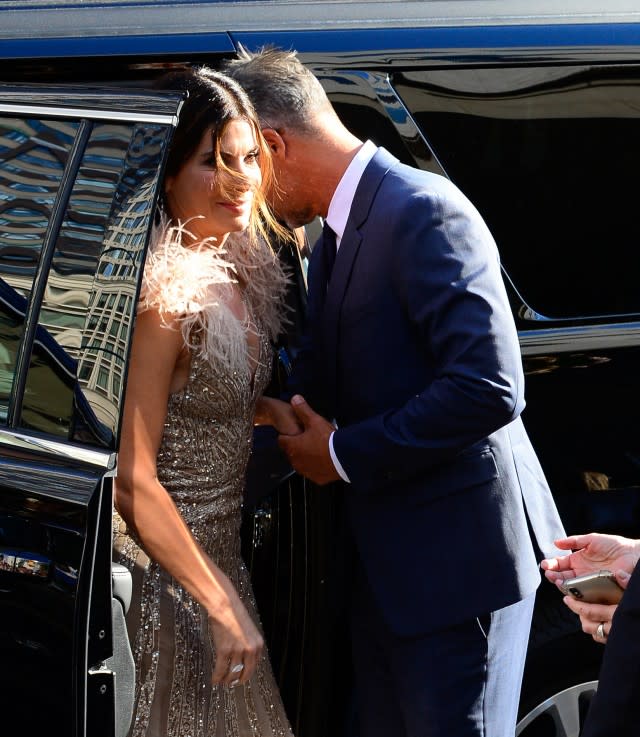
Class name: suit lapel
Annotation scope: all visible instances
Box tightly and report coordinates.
[321,148,399,412]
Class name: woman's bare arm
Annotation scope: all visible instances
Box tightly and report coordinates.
[115,309,263,684]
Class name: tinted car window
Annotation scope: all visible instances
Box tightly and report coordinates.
[18,122,163,444]
[393,65,640,320]
[319,71,421,169]
[0,114,168,446]
[0,116,77,421]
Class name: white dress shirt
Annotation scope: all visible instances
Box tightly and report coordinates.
[325,140,378,482]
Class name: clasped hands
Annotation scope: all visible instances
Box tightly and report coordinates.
[541,533,640,643]
[256,395,341,485]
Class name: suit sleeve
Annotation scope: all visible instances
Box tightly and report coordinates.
[332,181,525,488]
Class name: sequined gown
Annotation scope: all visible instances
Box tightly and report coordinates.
[113,318,294,737]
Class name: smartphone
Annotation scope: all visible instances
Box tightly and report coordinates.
[559,570,624,604]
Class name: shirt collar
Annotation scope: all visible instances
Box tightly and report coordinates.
[325,139,377,246]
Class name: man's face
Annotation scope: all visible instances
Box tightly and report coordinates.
[268,157,319,229]
[263,129,323,228]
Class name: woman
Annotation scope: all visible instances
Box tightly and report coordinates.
[113,66,299,737]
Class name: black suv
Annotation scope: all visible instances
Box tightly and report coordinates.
[1,2,640,736]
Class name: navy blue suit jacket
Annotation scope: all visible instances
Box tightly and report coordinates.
[298,147,565,636]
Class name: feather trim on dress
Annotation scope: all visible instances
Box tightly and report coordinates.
[139,216,289,373]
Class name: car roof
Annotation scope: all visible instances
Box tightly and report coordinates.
[1,0,640,61]
[2,0,640,35]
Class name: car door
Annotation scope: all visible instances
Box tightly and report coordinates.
[0,86,181,737]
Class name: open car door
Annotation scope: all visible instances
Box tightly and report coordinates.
[0,86,181,737]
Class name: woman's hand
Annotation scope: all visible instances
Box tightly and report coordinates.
[208,589,264,686]
[255,396,303,436]
[562,569,631,645]
[541,532,640,585]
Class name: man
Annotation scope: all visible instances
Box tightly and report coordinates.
[224,48,565,737]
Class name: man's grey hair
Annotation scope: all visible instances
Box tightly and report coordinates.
[221,45,331,134]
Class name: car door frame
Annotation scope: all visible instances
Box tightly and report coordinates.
[0,86,182,737]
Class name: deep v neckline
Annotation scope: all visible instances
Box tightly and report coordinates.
[170,291,264,399]
[238,288,262,394]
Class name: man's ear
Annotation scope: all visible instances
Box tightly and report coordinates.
[262,128,286,158]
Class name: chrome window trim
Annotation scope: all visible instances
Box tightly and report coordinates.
[519,321,640,355]
[0,103,177,125]
[0,427,116,470]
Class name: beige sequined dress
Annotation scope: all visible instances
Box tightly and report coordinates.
[113,310,294,737]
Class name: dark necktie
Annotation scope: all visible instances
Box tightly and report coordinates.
[322,221,337,285]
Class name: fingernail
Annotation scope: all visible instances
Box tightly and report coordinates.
[291,395,303,405]
[618,570,631,581]
[230,679,239,688]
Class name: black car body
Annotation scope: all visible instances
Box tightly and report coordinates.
[1,2,640,735]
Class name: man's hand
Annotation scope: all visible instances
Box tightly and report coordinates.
[541,532,640,586]
[254,396,303,436]
[278,395,341,485]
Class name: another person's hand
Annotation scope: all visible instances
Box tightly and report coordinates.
[209,591,264,687]
[278,395,341,485]
[563,569,631,645]
[541,532,640,585]
[254,396,303,436]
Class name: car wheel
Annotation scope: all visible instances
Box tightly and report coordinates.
[516,679,597,737]
[516,589,603,737]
